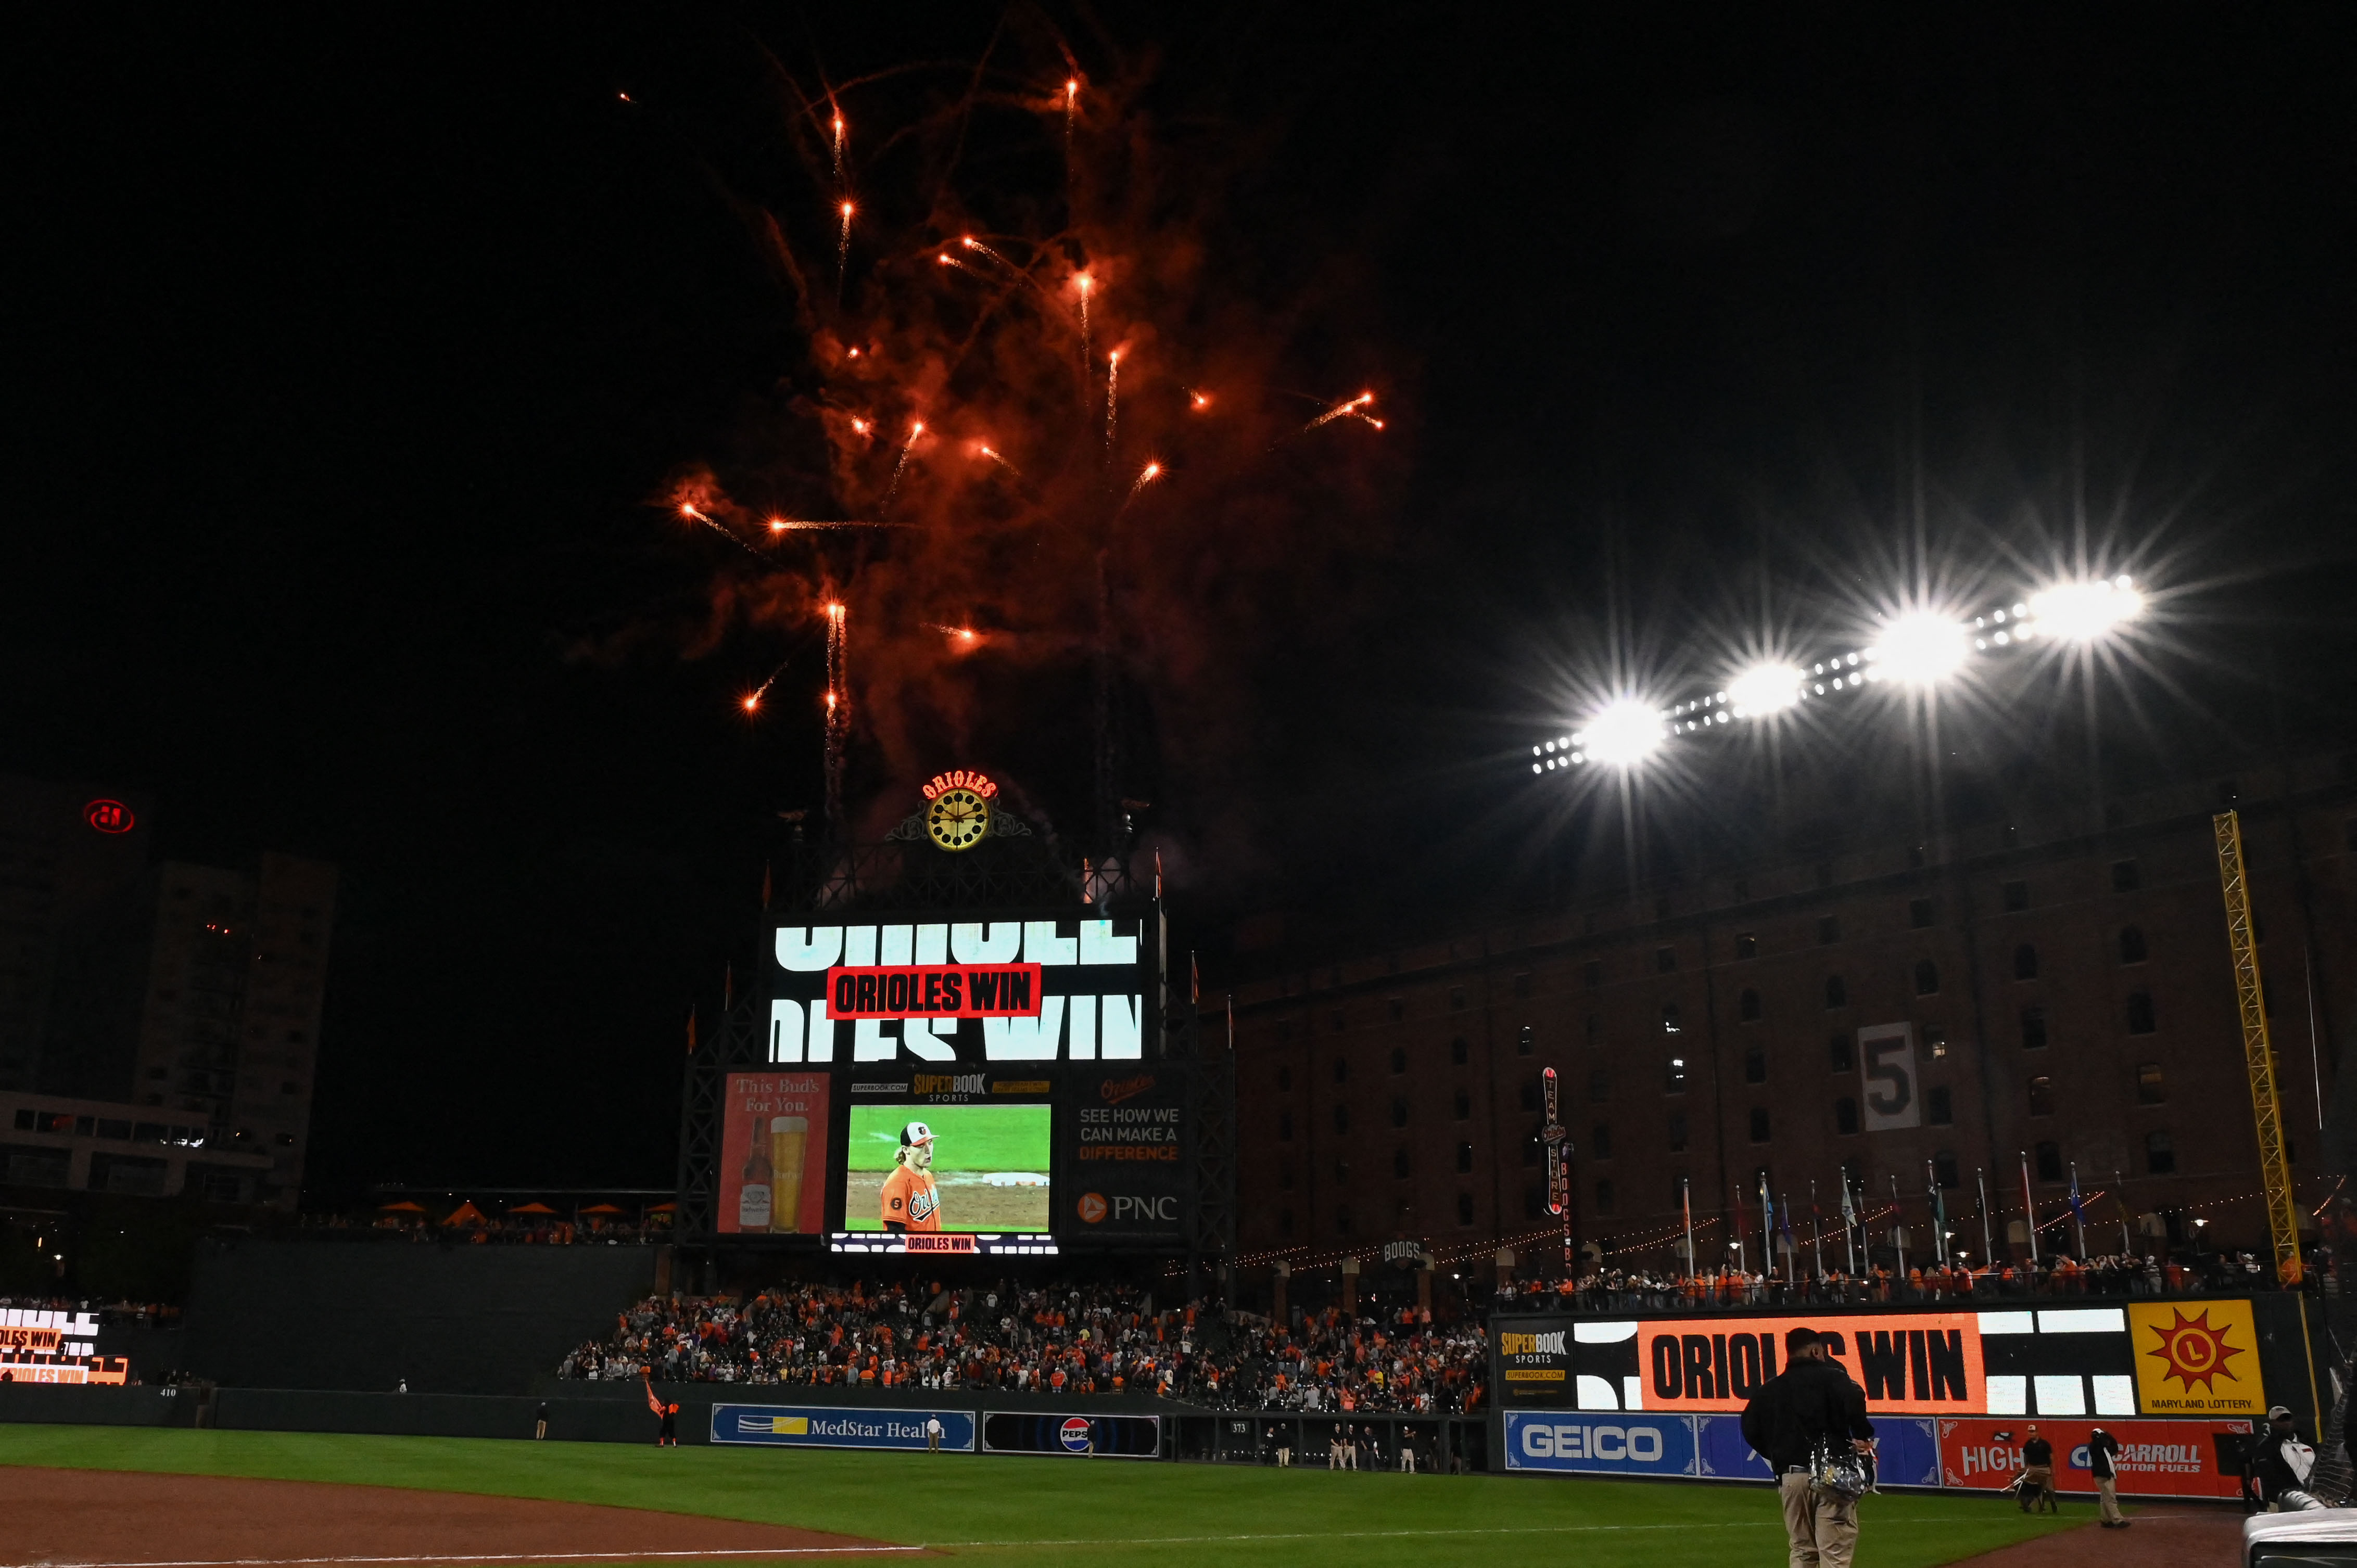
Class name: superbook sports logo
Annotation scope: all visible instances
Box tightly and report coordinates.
[1499,1331,1567,1357]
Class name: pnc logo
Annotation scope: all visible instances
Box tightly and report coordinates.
[1077,1193,1108,1224]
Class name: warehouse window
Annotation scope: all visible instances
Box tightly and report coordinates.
[1457,1193,1474,1225]
[2145,1130,2176,1175]
[1739,988,1763,1022]
[1393,1148,1411,1180]
[1280,1209,1294,1236]
[1525,1185,1546,1219]
[1662,1003,1682,1034]
[1391,1097,1409,1127]
[1914,959,1940,995]
[1448,987,1466,1010]
[1333,1104,1349,1133]
[2014,943,2038,980]
[2137,1063,2166,1104]
[2021,1006,2048,1050]
[1667,1113,1688,1152]
[1519,1082,1538,1112]
[1834,1097,1859,1136]
[1824,976,1847,1009]
[1453,1091,1472,1120]
[1523,1131,1541,1167]
[2112,859,2141,892]
[1748,1107,1771,1143]
[1390,1047,1406,1074]
[2027,1076,2054,1117]
[1516,1024,1534,1056]
[1277,1066,1292,1091]
[1586,1069,1610,1103]
[1910,898,1934,928]
[1583,960,1603,987]
[1333,1056,1349,1083]
[1591,1123,1612,1159]
[1594,1179,1615,1214]
[1336,1205,1353,1235]
[1278,1111,1293,1141]
[1513,971,1532,997]
[2126,992,2157,1034]
[2003,880,2030,911]
[1828,1033,1853,1072]
[2036,1141,2063,1181]
[1735,932,1758,959]
[1927,1085,1953,1125]
[2120,926,2148,965]
[1656,946,1678,973]
[1933,1152,1961,1189]
[1449,1037,1469,1066]
[1743,1042,1766,1083]
[1818,915,1840,945]
[1664,1056,1687,1094]
[1455,1142,1474,1174]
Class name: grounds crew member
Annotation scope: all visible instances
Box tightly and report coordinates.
[881,1121,941,1233]
[2244,1405,2322,1512]
[1741,1327,1877,1568]
[926,1414,943,1452]
[2017,1425,2057,1513]
[2087,1426,2126,1528]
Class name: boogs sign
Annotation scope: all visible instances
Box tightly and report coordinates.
[766,911,1158,1064]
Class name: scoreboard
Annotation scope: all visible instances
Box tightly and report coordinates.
[695,907,1196,1256]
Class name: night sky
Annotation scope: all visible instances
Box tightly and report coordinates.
[6,9,2353,1202]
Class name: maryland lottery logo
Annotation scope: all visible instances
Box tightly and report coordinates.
[2145,1308,2242,1393]
[2130,1299,2262,1414]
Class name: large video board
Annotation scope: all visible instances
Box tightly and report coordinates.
[1494,1300,2289,1422]
[764,911,1159,1067]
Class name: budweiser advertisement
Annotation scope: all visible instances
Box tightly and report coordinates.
[1939,1417,2254,1500]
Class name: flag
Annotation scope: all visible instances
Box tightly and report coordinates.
[2069,1170,2087,1226]
[1840,1180,1857,1229]
[1780,1194,1796,1248]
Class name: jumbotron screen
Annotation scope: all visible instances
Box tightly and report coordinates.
[842,1102,1053,1236]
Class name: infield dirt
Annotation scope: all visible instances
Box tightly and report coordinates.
[0,1466,915,1566]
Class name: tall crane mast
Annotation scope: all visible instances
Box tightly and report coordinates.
[2212,809,2304,1286]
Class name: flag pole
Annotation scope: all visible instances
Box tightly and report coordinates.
[1810,1179,1824,1281]
[2020,1150,2040,1265]
[1890,1174,1906,1281]
[1682,1176,1695,1285]
[2114,1168,2133,1255]
[1977,1167,1994,1268]
[2070,1161,2087,1258]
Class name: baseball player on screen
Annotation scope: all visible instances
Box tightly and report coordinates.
[881,1121,941,1233]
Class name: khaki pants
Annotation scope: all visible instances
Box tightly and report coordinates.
[1780,1472,1859,1568]
[2097,1476,2122,1523]
[2021,1465,2057,1511]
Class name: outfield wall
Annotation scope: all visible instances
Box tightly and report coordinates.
[179,1239,660,1394]
[1488,1294,2318,1495]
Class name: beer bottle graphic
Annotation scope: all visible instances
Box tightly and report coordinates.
[738,1110,774,1231]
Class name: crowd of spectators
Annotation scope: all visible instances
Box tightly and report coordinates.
[1501,1248,2330,1311]
[557,1275,1490,1414]
[295,1210,666,1245]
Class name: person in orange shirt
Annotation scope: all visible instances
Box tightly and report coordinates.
[880,1121,941,1232]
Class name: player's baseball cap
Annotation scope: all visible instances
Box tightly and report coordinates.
[901,1121,934,1146]
[2269,1406,2294,1422]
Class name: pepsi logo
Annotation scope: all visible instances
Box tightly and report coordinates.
[1059,1416,1093,1452]
[1077,1192,1107,1224]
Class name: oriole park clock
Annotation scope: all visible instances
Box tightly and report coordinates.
[921,770,998,851]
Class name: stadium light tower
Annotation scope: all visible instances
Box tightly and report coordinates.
[1872,610,1970,686]
[1573,698,1666,767]
[2026,574,2143,642]
[1727,660,1806,718]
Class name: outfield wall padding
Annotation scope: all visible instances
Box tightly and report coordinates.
[180,1240,660,1394]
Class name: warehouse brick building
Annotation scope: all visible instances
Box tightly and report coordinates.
[1219,756,2355,1278]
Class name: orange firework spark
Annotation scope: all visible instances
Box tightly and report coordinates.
[767,517,901,532]
[848,416,871,436]
[1302,390,1377,432]
[973,442,1021,478]
[1188,389,1212,411]
[830,108,846,184]
[883,419,925,507]
[837,200,854,278]
[1105,348,1122,461]
[1074,271,1093,361]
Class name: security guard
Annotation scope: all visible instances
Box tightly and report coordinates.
[1741,1327,1877,1568]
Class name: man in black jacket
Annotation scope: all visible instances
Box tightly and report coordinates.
[1742,1327,1877,1568]
[2087,1426,2126,1527]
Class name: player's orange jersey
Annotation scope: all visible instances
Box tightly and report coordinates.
[880,1164,940,1231]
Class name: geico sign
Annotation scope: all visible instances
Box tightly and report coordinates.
[1520,1423,1665,1462]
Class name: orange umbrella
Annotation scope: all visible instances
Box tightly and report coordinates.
[580,1203,624,1215]
[510,1202,558,1215]
[440,1201,487,1227]
[646,1202,677,1213]
[379,1201,426,1213]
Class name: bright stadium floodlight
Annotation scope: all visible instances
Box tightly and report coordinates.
[2026,575,2143,642]
[1872,610,1969,686]
[1727,661,1806,718]
[1574,698,1666,767]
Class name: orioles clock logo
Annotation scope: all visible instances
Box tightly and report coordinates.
[2146,1307,2244,1393]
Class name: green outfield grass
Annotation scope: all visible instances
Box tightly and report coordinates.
[0,1424,2093,1567]
[845,1103,1052,1173]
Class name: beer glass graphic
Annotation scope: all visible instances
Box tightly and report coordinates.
[768,1115,808,1233]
